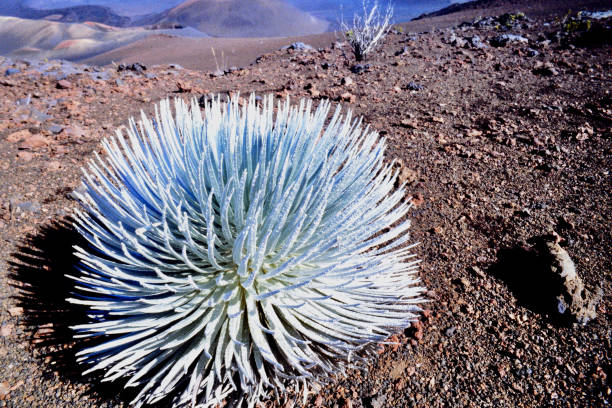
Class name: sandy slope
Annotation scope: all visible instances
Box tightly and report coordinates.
[0,16,154,60]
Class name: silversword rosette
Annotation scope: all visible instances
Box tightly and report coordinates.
[69,95,425,407]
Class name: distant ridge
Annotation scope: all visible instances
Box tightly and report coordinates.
[137,0,330,37]
[413,0,525,20]
[0,3,130,27]
[36,5,130,26]
[413,0,611,20]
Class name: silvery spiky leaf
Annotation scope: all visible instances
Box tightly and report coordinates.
[69,94,425,407]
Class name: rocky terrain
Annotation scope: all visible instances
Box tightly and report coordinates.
[0,2,610,408]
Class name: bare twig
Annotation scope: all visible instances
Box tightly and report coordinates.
[340,0,394,61]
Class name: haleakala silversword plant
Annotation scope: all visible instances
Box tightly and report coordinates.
[68,94,425,407]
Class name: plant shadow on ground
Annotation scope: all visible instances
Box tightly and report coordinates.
[7,218,147,406]
[488,238,573,327]
[7,218,272,408]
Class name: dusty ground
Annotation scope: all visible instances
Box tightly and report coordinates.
[0,1,610,407]
[82,32,338,72]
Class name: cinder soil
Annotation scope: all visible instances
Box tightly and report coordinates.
[0,2,610,408]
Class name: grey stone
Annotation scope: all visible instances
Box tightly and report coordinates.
[27,108,52,123]
[48,124,63,134]
[468,35,487,49]
[288,42,313,51]
[13,201,41,213]
[406,81,423,91]
[117,62,146,74]
[527,48,539,57]
[447,32,467,47]
[395,46,409,56]
[490,34,529,47]
[350,64,370,74]
[365,394,386,408]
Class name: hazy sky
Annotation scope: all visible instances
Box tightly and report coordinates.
[21,0,470,20]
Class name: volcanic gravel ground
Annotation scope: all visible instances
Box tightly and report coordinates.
[0,4,610,408]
